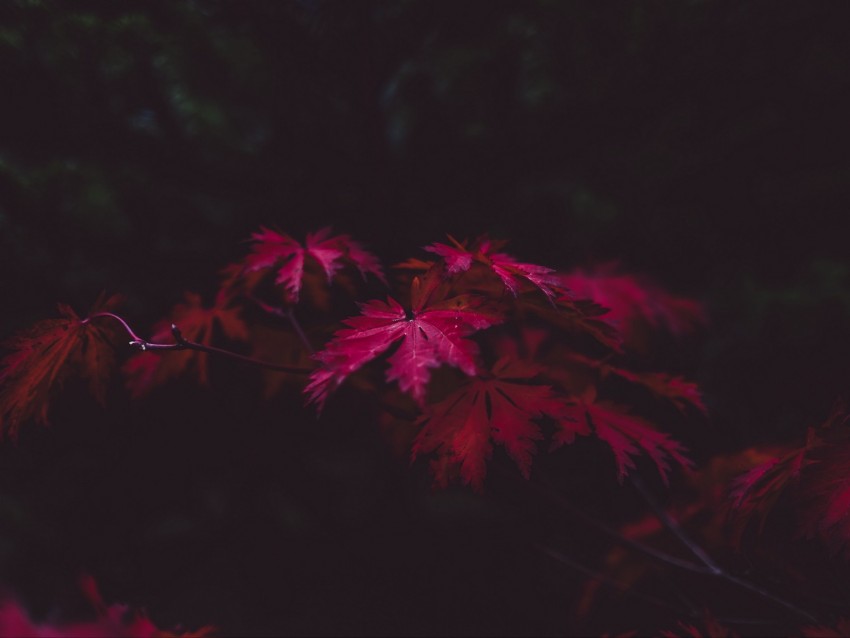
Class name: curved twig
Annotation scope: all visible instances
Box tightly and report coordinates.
[84,312,312,374]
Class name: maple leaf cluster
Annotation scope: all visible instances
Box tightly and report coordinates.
[300,234,705,490]
[0,229,705,494]
[9,226,850,633]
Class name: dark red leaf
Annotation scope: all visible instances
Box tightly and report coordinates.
[0,294,121,440]
[554,396,692,484]
[729,404,850,552]
[801,436,850,557]
[565,352,707,415]
[0,575,214,637]
[801,617,850,637]
[413,357,569,490]
[559,266,706,341]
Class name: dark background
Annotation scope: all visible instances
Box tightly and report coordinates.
[1,1,850,635]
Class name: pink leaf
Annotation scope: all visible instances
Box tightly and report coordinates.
[305,294,501,409]
[424,235,563,300]
[243,227,385,303]
[559,266,706,340]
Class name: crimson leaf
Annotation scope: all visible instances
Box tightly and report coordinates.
[413,357,569,490]
[306,292,501,409]
[555,397,692,485]
[424,235,563,300]
[0,294,120,440]
[242,227,385,303]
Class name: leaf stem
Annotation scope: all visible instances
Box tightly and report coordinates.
[628,474,721,573]
[535,542,687,614]
[510,467,818,622]
[84,312,311,374]
[627,473,818,623]
[520,470,714,575]
[538,542,783,628]
[244,294,314,354]
[286,307,314,355]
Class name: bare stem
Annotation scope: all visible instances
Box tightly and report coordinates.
[627,474,818,623]
[508,467,818,622]
[82,312,144,342]
[518,470,714,575]
[84,312,311,374]
[245,294,314,354]
[535,542,686,614]
[628,474,721,573]
[286,307,314,355]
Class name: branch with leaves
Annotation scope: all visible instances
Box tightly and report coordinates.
[3,226,848,635]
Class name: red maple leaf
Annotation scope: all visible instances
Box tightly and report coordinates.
[660,613,738,638]
[0,294,121,440]
[0,574,213,637]
[728,443,808,539]
[564,352,707,415]
[800,423,850,557]
[123,291,249,397]
[241,227,385,303]
[305,282,501,409]
[519,294,623,352]
[413,357,570,490]
[802,446,850,556]
[554,394,692,484]
[801,618,850,638]
[728,402,850,555]
[559,266,706,342]
[424,235,563,300]
[630,372,706,415]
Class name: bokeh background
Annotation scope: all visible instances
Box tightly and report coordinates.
[2,1,850,635]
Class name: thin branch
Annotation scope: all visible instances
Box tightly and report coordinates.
[539,543,779,628]
[628,474,818,623]
[379,401,419,421]
[286,307,314,355]
[84,312,312,374]
[170,324,312,373]
[82,312,144,342]
[515,467,818,622]
[628,474,721,573]
[535,543,686,615]
[514,469,714,575]
[245,294,315,354]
